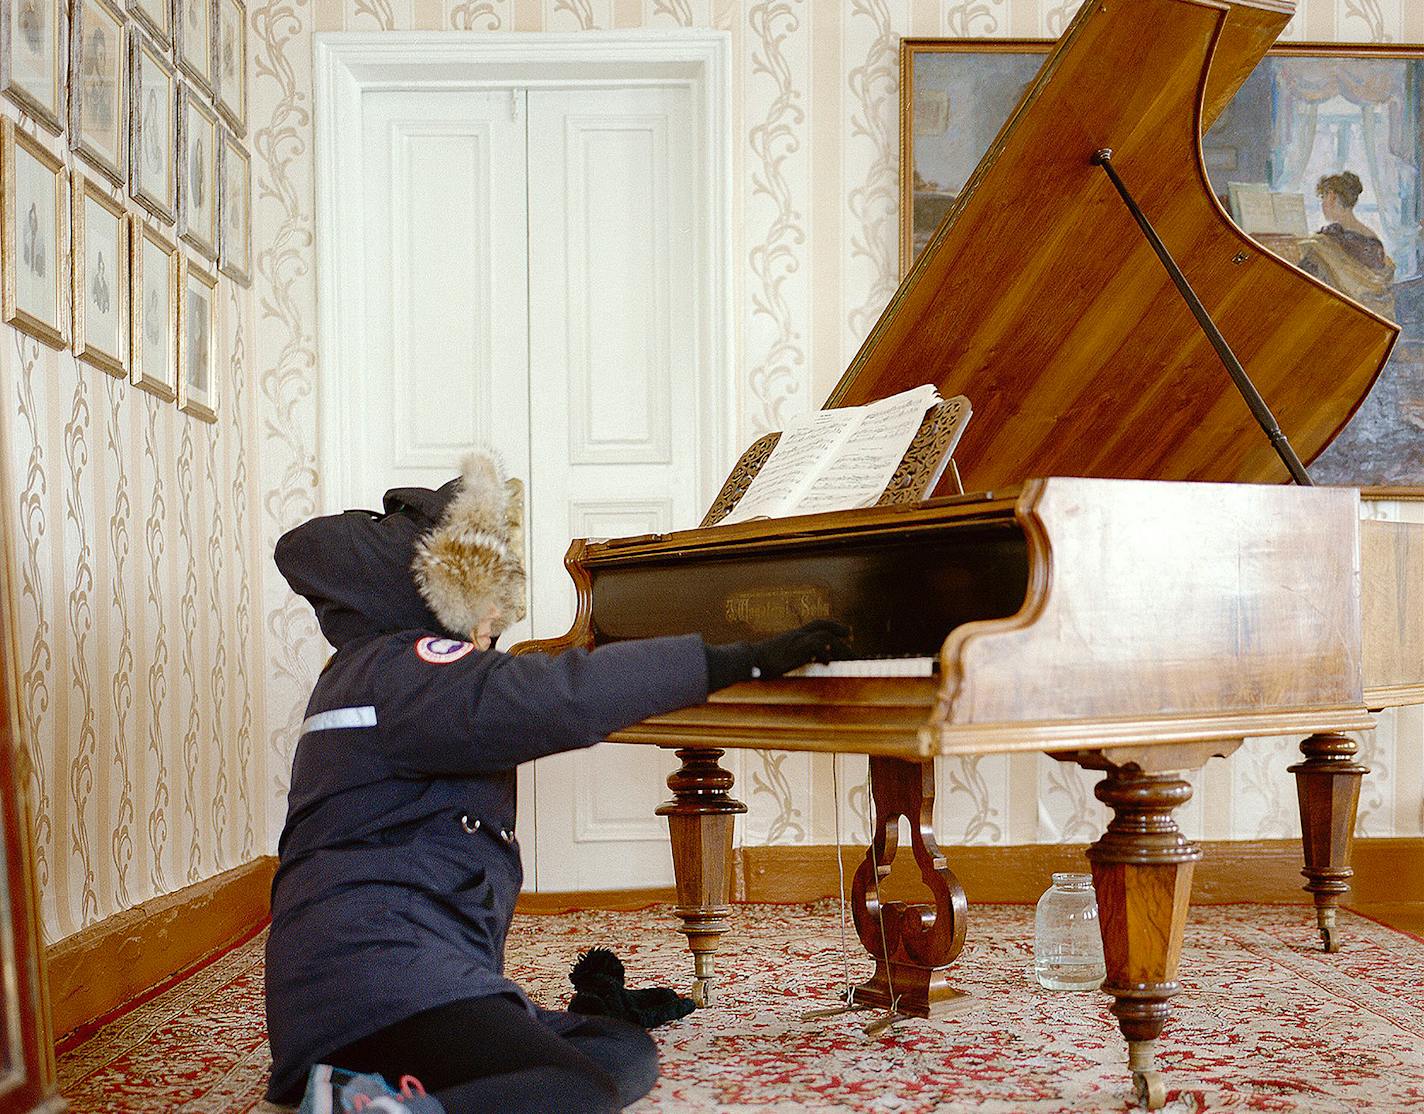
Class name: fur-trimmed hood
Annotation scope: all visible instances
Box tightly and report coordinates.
[412,452,527,638]
[274,450,526,649]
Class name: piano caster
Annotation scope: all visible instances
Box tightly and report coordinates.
[1128,1042,1166,1110]
[1133,1070,1166,1110]
[690,976,712,1008]
[1318,908,1341,954]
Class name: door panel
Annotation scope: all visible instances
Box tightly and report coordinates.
[526,86,702,891]
[359,90,531,532]
[359,91,539,876]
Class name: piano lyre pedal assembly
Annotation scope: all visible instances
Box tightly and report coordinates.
[514,0,1424,1107]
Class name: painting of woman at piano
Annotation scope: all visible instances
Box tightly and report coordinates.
[1207,52,1424,488]
[1298,171,1397,320]
[901,42,1424,488]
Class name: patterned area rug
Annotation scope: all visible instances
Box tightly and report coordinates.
[56,903,1424,1113]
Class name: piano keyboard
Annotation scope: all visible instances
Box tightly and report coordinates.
[783,657,938,678]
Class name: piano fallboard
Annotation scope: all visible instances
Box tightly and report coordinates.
[516,477,1376,759]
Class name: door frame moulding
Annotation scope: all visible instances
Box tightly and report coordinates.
[312,31,736,514]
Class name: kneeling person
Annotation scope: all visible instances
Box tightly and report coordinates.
[265,452,850,1113]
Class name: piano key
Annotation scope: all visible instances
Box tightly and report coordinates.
[784,657,937,678]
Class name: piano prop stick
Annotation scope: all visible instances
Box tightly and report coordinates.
[1090,148,1313,487]
[512,0,1424,1106]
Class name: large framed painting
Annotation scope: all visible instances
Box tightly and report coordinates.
[900,39,1424,492]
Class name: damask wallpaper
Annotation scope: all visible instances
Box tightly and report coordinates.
[249,0,1424,878]
[15,0,1412,949]
[0,118,263,943]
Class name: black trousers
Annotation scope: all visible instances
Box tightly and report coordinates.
[303,995,659,1114]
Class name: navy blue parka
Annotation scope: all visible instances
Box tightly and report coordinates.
[264,484,707,1102]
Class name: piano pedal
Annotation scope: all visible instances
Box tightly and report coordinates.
[800,1004,866,1021]
[863,1010,911,1038]
[800,989,867,1022]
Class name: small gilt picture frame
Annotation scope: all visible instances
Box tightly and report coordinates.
[71,170,129,375]
[218,128,249,285]
[69,0,128,188]
[130,216,178,398]
[174,0,213,95]
[214,0,245,134]
[129,32,175,223]
[177,82,218,260]
[178,255,217,421]
[2,0,65,134]
[2,118,68,348]
[127,0,170,50]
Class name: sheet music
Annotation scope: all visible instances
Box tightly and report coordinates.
[1228,182,1308,236]
[791,385,940,515]
[1229,182,1276,233]
[719,410,860,525]
[1270,192,1308,237]
[720,384,940,525]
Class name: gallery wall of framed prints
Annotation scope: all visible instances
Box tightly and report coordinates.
[0,0,250,424]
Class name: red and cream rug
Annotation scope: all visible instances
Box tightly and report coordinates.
[56,902,1424,1113]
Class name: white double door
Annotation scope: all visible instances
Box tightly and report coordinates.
[354,84,706,890]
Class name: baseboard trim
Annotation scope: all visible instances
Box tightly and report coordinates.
[46,856,277,1041]
[737,837,1424,906]
[516,886,678,913]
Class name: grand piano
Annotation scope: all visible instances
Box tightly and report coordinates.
[514,0,1424,1105]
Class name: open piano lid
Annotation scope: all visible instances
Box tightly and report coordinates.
[828,0,1399,490]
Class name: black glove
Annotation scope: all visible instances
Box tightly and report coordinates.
[568,948,696,1028]
[703,619,853,692]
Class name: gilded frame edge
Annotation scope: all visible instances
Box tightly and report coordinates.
[70,167,129,376]
[126,0,171,50]
[129,213,179,399]
[1,118,69,349]
[216,124,248,286]
[0,0,66,134]
[128,30,176,224]
[213,0,246,136]
[176,79,219,261]
[176,253,217,422]
[67,0,128,189]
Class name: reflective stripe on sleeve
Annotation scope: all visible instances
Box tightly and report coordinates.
[300,705,378,735]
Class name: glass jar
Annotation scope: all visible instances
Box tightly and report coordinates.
[1034,872,1106,991]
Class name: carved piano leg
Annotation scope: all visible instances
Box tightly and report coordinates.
[1289,732,1368,953]
[1083,760,1201,1111]
[655,747,747,1007]
[849,756,968,1019]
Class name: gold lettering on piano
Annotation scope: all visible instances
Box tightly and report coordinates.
[724,586,832,633]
